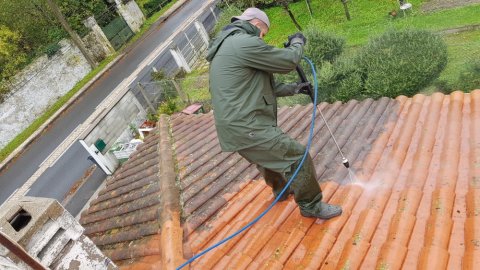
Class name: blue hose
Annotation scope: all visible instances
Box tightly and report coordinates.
[176,57,318,269]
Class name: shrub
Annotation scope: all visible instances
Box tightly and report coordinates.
[316,58,363,103]
[146,109,159,122]
[151,69,167,81]
[304,25,345,65]
[213,5,241,36]
[0,26,27,77]
[157,98,178,115]
[276,27,346,104]
[44,43,62,58]
[143,0,172,17]
[0,83,9,102]
[174,69,187,79]
[454,59,480,92]
[354,29,448,98]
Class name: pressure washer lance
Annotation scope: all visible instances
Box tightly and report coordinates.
[294,63,354,182]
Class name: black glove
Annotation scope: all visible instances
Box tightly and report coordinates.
[294,82,312,95]
[284,32,307,47]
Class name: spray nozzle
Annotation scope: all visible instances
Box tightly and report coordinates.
[342,158,350,168]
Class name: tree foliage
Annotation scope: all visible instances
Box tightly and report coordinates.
[0,26,27,77]
[318,29,448,102]
[213,5,242,35]
[221,0,304,30]
[355,29,447,98]
[304,26,345,65]
[0,0,60,54]
[0,0,115,99]
[58,0,114,34]
[0,0,113,55]
[0,26,28,100]
[454,59,480,92]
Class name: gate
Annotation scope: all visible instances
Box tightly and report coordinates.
[96,4,134,50]
[101,16,134,50]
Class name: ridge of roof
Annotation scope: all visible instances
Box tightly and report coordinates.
[157,114,184,268]
[80,115,185,268]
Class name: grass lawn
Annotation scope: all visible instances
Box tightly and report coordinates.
[264,1,480,47]
[265,1,480,90]
[179,66,210,102]
[440,29,480,85]
[176,0,479,108]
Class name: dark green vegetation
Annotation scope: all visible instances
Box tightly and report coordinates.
[312,29,448,102]
[0,0,174,100]
[213,0,480,105]
[0,0,176,161]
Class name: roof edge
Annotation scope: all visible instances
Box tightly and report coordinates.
[158,114,184,268]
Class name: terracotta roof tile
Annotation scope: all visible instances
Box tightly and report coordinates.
[177,90,480,269]
[80,116,184,267]
[80,90,480,268]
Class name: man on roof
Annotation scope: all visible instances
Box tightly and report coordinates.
[206,7,342,219]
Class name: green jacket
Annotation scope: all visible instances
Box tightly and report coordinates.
[206,20,303,152]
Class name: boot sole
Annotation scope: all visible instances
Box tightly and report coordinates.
[300,209,343,220]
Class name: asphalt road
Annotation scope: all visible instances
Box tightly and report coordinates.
[0,0,212,207]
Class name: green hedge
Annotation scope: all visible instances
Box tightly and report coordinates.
[355,29,448,99]
[304,25,345,65]
[143,0,173,17]
[457,59,480,91]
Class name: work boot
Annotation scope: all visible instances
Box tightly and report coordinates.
[300,201,342,219]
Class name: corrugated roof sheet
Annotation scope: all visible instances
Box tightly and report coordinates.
[81,90,480,269]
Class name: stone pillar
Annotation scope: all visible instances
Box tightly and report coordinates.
[210,6,218,22]
[195,20,210,45]
[0,197,117,270]
[114,0,145,33]
[83,16,115,60]
[170,47,191,73]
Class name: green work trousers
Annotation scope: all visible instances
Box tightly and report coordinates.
[237,134,323,211]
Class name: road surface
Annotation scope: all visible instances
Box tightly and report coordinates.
[0,0,215,212]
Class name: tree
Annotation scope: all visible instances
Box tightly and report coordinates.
[0,0,112,57]
[58,0,115,31]
[305,0,313,17]
[340,0,351,21]
[46,0,96,68]
[278,0,303,31]
[0,26,28,100]
[222,0,304,31]
[0,26,27,81]
[0,0,61,54]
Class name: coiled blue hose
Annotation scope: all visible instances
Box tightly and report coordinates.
[176,57,318,269]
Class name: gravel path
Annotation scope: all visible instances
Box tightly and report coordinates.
[421,0,480,12]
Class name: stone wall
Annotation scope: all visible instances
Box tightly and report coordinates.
[0,40,91,148]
